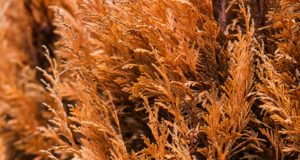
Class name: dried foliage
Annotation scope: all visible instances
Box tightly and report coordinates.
[0,0,299,160]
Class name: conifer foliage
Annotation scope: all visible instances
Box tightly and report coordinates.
[0,0,299,159]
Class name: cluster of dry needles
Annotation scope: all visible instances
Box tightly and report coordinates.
[0,0,299,159]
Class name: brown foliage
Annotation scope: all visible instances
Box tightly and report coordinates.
[0,0,299,159]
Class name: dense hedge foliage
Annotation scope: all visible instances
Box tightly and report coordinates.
[0,0,299,159]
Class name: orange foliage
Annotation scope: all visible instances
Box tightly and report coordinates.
[0,0,299,159]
